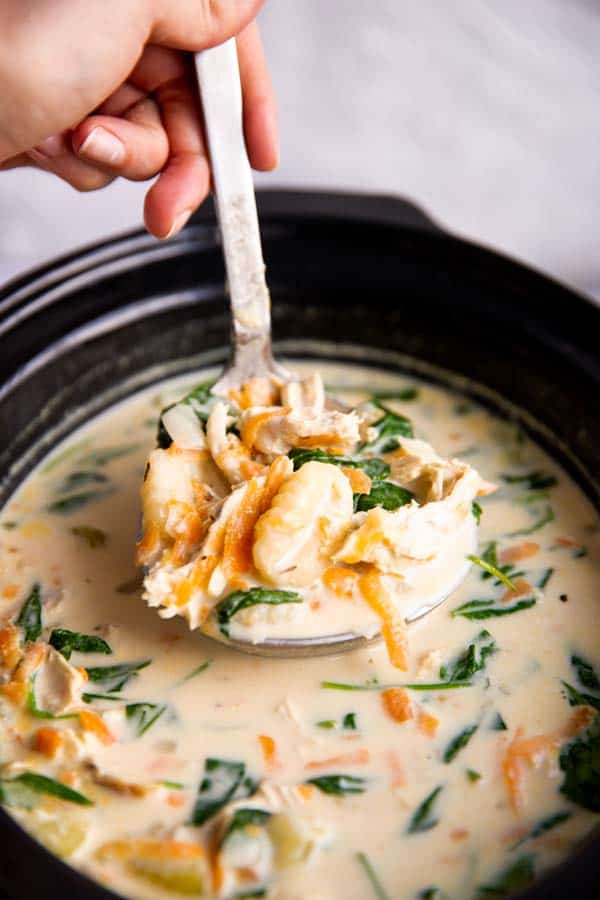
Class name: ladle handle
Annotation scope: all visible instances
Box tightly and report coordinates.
[195,39,272,356]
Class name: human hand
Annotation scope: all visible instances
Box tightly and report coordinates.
[0,1,277,238]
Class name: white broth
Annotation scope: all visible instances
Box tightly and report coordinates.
[0,360,598,900]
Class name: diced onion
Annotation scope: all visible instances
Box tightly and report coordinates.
[162,404,206,450]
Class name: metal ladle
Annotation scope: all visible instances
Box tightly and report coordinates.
[193,41,477,658]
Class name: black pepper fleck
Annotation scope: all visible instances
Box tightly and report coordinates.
[560,593,568,603]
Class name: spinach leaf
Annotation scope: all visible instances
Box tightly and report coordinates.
[508,505,554,537]
[70,526,108,549]
[306,774,367,796]
[561,681,600,713]
[86,659,151,692]
[216,588,303,637]
[178,659,213,685]
[407,785,443,834]
[538,568,554,589]
[47,489,112,514]
[571,653,600,691]
[191,758,253,826]
[80,445,139,467]
[372,387,419,402]
[49,629,111,660]
[61,471,109,489]
[472,501,483,525]
[468,554,515,591]
[289,448,390,480]
[477,543,498,579]
[16,583,42,643]
[354,481,413,512]
[355,851,391,900]
[511,811,571,849]
[82,692,125,703]
[451,597,536,620]
[321,680,473,691]
[363,404,414,454]
[443,724,478,763]
[439,631,496,683]
[475,855,535,897]
[559,713,600,810]
[224,807,271,840]
[126,702,167,737]
[317,713,358,730]
[490,712,508,731]
[501,470,557,490]
[0,772,92,807]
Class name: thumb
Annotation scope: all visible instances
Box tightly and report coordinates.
[150,0,266,51]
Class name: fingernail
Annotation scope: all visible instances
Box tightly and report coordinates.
[28,133,66,162]
[77,127,125,166]
[164,209,193,239]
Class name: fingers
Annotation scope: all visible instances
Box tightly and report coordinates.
[144,73,210,239]
[150,0,265,50]
[237,22,279,171]
[72,97,169,181]
[27,132,115,192]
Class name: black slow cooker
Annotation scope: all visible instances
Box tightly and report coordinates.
[0,190,598,899]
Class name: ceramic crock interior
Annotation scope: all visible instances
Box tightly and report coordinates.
[0,191,598,899]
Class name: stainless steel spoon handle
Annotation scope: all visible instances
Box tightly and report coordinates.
[195,39,274,386]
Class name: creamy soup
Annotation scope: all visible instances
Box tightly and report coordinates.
[0,360,599,900]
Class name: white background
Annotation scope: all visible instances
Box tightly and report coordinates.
[1,0,599,299]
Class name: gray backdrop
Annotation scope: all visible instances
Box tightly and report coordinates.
[1,0,599,299]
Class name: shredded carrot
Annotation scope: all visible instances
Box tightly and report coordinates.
[381,687,413,723]
[32,726,63,758]
[502,707,596,812]
[450,828,469,842]
[502,578,534,602]
[360,568,408,670]
[297,783,316,801]
[555,536,578,548]
[305,748,369,770]
[241,409,286,450]
[340,467,372,494]
[229,377,279,410]
[98,839,205,862]
[222,457,291,588]
[296,434,348,454]
[166,792,186,808]
[221,479,262,588]
[384,749,407,787]
[1,584,19,599]
[76,666,89,681]
[322,566,360,600]
[258,734,279,770]
[79,710,116,745]
[499,543,540,564]
[417,708,439,737]
[477,480,498,496]
[174,579,193,608]
[0,624,21,671]
[259,455,292,511]
[0,681,28,706]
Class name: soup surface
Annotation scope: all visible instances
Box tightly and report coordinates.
[0,360,599,900]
